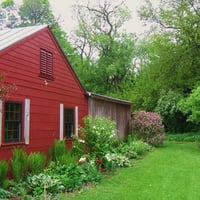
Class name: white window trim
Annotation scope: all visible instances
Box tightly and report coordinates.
[24,99,30,144]
[0,99,30,145]
[75,106,78,136]
[59,104,78,140]
[59,103,64,140]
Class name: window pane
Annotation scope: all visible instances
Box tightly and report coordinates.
[64,108,74,139]
[4,102,22,143]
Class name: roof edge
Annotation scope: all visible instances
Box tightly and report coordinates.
[86,92,132,105]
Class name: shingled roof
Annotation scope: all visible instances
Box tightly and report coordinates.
[0,25,47,51]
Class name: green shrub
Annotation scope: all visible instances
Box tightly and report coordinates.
[49,140,79,166]
[11,147,28,181]
[132,140,151,156]
[57,150,79,166]
[155,90,187,133]
[115,143,138,159]
[49,140,67,163]
[130,110,165,147]
[166,133,200,142]
[28,152,46,174]
[75,115,117,157]
[0,188,12,199]
[0,160,9,187]
[178,86,200,125]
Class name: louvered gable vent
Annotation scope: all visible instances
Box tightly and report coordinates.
[40,49,54,79]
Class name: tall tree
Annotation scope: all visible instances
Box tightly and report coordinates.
[19,0,55,25]
[71,0,137,96]
[132,0,200,111]
[0,0,20,28]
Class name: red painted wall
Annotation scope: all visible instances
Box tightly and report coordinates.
[0,27,88,160]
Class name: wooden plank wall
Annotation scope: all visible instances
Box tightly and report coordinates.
[88,98,131,139]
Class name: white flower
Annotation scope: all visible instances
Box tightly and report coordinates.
[78,139,85,143]
[79,157,86,162]
[109,133,116,138]
[105,153,111,161]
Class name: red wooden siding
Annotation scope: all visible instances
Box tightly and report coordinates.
[0,27,88,159]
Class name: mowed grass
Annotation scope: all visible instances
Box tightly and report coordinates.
[60,142,200,200]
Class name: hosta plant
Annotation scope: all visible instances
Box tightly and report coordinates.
[105,153,132,168]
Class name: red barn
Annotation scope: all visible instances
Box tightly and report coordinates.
[0,25,88,160]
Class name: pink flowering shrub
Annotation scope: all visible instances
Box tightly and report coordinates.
[129,110,165,147]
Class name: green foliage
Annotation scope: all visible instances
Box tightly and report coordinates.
[155,90,187,132]
[58,150,79,167]
[166,133,200,142]
[19,0,55,25]
[130,110,165,147]
[26,160,102,197]
[28,152,46,174]
[76,116,117,157]
[27,172,64,196]
[94,33,137,95]
[131,140,151,156]
[71,1,136,97]
[49,140,67,163]
[0,160,8,187]
[49,140,79,167]
[63,142,200,200]
[11,147,28,182]
[104,153,132,168]
[1,0,14,8]
[115,143,138,160]
[132,0,200,114]
[0,188,12,199]
[179,86,200,125]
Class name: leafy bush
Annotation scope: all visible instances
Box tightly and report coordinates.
[155,90,187,132]
[131,140,151,156]
[49,140,67,163]
[179,86,200,125]
[0,188,12,199]
[130,110,165,147]
[49,140,79,166]
[28,152,46,174]
[11,147,28,181]
[166,133,200,142]
[115,143,138,159]
[0,160,8,187]
[74,116,117,157]
[27,172,64,196]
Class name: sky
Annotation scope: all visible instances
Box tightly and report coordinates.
[0,0,157,37]
[48,0,149,36]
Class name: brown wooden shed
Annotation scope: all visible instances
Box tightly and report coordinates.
[87,92,132,139]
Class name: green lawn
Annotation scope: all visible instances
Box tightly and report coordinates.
[59,142,200,200]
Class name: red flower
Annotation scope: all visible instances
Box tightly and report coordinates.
[99,167,104,173]
[78,161,82,165]
[96,158,103,164]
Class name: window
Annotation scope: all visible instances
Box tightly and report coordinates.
[4,101,22,143]
[64,108,74,139]
[40,49,54,79]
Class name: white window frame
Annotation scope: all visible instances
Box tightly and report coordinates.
[0,98,30,146]
[59,104,78,140]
